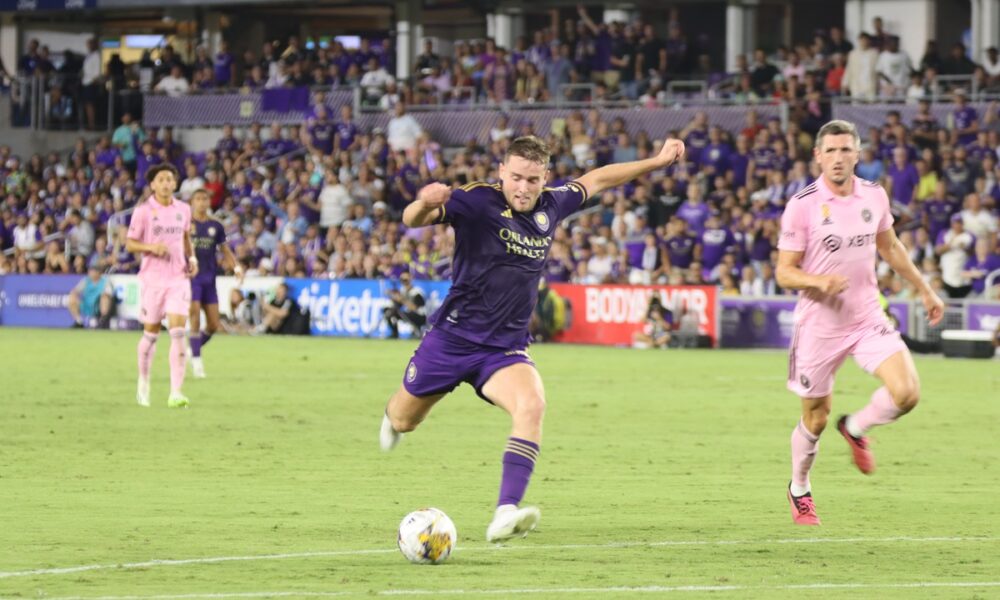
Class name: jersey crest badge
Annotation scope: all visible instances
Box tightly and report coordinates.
[861,208,872,223]
[821,204,833,226]
[534,212,549,232]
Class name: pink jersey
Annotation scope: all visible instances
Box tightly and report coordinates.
[127,195,192,286]
[778,175,893,334]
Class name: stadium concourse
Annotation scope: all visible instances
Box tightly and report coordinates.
[2,14,999,308]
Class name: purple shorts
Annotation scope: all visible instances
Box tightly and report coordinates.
[191,280,219,305]
[402,327,534,403]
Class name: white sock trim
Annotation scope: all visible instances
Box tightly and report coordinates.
[845,415,864,438]
[790,482,810,497]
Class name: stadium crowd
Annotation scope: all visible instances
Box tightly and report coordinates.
[3,10,999,301]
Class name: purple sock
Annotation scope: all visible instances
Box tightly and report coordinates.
[497,437,539,507]
[200,331,213,350]
[190,334,202,358]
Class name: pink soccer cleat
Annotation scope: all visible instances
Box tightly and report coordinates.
[787,483,821,526]
[837,415,876,475]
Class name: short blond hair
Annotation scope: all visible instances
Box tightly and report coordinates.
[505,135,551,166]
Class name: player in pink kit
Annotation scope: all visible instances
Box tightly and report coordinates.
[126,164,198,408]
[776,120,944,525]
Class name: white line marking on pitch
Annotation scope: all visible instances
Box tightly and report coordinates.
[15,581,1000,600]
[0,535,996,580]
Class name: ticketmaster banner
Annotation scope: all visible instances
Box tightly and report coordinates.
[285,278,450,338]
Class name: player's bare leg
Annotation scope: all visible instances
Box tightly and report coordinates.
[380,387,446,451]
[136,322,161,407]
[839,350,920,474]
[482,363,545,541]
[166,313,190,407]
[789,395,829,525]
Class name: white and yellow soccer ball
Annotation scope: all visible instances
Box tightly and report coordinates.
[397,507,457,564]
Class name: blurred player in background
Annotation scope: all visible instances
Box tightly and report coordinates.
[379,134,686,541]
[126,164,197,408]
[776,120,944,525]
[188,188,242,378]
[382,271,427,339]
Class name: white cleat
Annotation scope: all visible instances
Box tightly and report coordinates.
[136,377,151,407]
[191,357,206,379]
[379,412,403,451]
[485,504,541,542]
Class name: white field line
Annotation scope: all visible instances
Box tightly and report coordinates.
[13,581,1000,600]
[0,535,997,580]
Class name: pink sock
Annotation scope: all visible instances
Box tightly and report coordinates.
[168,327,186,394]
[848,387,901,436]
[137,332,158,379]
[791,420,819,492]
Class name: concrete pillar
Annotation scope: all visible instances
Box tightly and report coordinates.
[1,15,17,81]
[488,9,524,50]
[395,0,421,80]
[202,12,223,55]
[726,0,756,73]
[973,0,1000,63]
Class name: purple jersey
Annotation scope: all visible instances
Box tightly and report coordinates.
[192,217,226,283]
[217,136,240,155]
[309,121,336,155]
[921,199,955,240]
[214,52,234,85]
[429,180,589,348]
[887,163,919,205]
[700,226,734,269]
[676,201,711,235]
[700,142,731,173]
[728,151,751,188]
[336,121,359,151]
[953,106,979,144]
[664,234,697,268]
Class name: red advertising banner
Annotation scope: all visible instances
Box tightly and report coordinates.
[548,283,718,347]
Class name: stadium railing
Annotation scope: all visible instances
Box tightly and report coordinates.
[1,232,67,257]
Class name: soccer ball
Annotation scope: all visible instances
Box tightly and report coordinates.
[397,507,457,564]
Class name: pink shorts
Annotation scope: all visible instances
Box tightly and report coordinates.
[787,318,909,398]
[140,281,191,325]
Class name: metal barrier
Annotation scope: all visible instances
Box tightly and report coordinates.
[983,268,1000,300]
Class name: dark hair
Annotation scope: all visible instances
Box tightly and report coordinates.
[191,188,211,200]
[145,163,179,185]
[505,135,550,166]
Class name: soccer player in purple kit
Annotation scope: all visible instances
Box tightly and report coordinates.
[776,121,945,525]
[379,135,686,541]
[188,189,242,379]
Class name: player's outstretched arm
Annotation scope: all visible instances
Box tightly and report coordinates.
[403,182,451,227]
[775,249,848,295]
[876,228,944,325]
[575,139,685,199]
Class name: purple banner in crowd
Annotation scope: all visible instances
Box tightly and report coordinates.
[720,297,911,348]
[965,302,1000,334]
[143,89,354,127]
[0,275,82,327]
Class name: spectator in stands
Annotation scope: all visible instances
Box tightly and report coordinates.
[960,193,998,239]
[414,39,441,75]
[983,47,1000,86]
[386,101,423,153]
[962,237,1000,297]
[876,36,913,97]
[941,42,977,77]
[936,213,976,297]
[155,65,190,97]
[81,38,102,130]
[844,33,878,101]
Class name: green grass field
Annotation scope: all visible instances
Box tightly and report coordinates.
[1,328,998,599]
